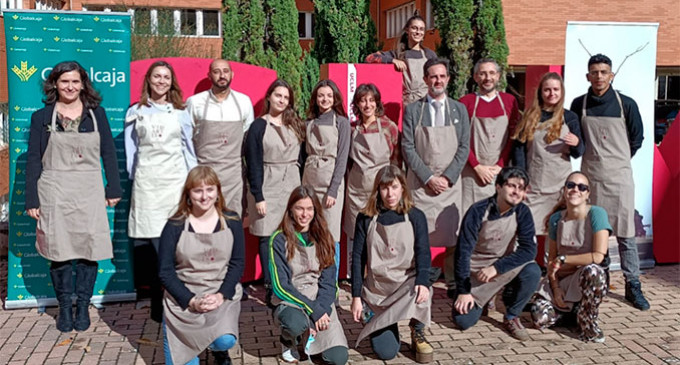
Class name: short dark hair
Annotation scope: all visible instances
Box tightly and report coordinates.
[352,83,384,119]
[588,53,612,68]
[495,166,530,188]
[423,58,449,77]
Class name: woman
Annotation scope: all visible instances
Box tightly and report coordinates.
[26,61,122,332]
[365,14,437,105]
[531,171,611,343]
[158,166,244,365]
[125,60,197,321]
[343,83,401,273]
[303,80,350,279]
[245,79,304,303]
[512,72,584,264]
[269,186,349,364]
[350,166,433,363]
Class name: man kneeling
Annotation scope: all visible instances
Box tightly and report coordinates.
[453,167,541,340]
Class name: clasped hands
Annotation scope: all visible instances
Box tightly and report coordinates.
[426,175,450,195]
[188,293,224,313]
[474,165,502,186]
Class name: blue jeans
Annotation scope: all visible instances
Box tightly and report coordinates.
[163,321,236,365]
[617,236,640,282]
[453,263,541,330]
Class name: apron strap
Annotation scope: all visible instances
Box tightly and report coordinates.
[50,106,58,132]
[203,91,244,123]
[496,93,507,118]
[612,90,625,119]
[472,95,480,119]
[581,94,588,119]
[89,109,98,133]
[417,101,426,127]
[184,218,191,231]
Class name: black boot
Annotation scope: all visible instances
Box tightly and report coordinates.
[625,280,650,311]
[50,262,74,333]
[212,350,232,365]
[74,260,98,331]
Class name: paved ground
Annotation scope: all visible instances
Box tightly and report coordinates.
[1,258,679,364]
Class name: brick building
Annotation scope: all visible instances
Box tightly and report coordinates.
[1,0,679,108]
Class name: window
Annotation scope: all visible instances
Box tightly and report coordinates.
[386,2,416,39]
[83,5,221,37]
[298,12,314,39]
[657,75,680,101]
[425,0,435,30]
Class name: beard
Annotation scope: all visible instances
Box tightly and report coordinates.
[212,78,231,91]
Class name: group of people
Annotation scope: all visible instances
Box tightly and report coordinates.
[24,13,649,365]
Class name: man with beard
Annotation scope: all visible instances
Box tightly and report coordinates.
[570,53,648,311]
[452,167,540,341]
[460,58,520,214]
[402,58,470,300]
[187,59,254,217]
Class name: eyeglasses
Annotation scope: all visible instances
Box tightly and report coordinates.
[565,181,589,192]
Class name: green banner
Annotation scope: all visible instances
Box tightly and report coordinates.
[4,10,134,308]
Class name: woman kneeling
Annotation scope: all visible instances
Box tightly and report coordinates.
[531,171,611,343]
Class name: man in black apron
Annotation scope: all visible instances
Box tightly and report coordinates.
[453,167,541,341]
[402,58,470,300]
[570,53,648,311]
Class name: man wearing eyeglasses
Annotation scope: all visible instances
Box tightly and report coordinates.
[452,167,541,341]
[570,53,648,311]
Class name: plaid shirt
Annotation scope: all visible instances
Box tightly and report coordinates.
[351,115,402,167]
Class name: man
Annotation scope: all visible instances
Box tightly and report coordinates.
[460,58,520,213]
[402,58,470,300]
[570,53,649,310]
[186,59,254,217]
[453,167,541,341]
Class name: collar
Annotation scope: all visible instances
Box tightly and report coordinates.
[426,94,446,106]
[487,195,518,218]
[477,91,498,103]
[587,85,614,104]
[208,88,232,103]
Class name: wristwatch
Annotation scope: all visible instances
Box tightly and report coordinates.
[558,255,566,265]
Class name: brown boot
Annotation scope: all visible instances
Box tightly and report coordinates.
[410,326,433,363]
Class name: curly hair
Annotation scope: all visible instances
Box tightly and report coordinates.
[42,61,102,109]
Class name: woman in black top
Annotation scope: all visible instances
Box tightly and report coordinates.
[26,61,122,333]
[158,166,244,365]
[350,165,433,363]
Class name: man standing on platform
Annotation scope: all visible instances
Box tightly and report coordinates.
[402,58,470,299]
[186,59,254,218]
[453,167,540,341]
[570,53,649,310]
[460,58,520,214]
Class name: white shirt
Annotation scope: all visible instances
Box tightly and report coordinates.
[426,94,448,126]
[477,91,498,103]
[186,88,254,133]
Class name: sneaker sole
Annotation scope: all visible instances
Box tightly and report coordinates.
[415,351,433,364]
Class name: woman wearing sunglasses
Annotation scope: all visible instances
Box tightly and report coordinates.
[530,171,611,343]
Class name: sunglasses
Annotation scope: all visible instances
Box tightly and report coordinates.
[565,181,589,192]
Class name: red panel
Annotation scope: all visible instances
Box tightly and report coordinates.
[653,118,680,264]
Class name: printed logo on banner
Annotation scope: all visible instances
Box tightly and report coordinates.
[12,62,38,82]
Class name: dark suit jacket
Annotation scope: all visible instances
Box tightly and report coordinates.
[25,104,122,209]
[401,96,471,185]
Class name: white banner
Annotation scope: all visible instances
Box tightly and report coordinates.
[564,21,659,238]
[347,63,357,123]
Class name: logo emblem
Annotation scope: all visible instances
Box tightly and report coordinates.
[11,61,38,82]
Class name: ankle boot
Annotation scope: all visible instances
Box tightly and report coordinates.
[212,350,232,365]
[410,326,433,363]
[74,260,98,331]
[50,262,74,333]
[625,280,650,311]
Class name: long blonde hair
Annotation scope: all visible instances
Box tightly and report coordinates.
[513,72,565,144]
[169,166,235,221]
[361,165,413,217]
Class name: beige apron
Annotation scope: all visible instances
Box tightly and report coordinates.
[36,108,112,262]
[193,93,245,217]
[128,107,187,238]
[406,101,462,247]
[356,214,431,346]
[302,114,344,241]
[271,235,348,355]
[580,92,635,238]
[343,121,391,239]
[536,210,596,311]
[469,208,530,307]
[247,118,301,236]
[525,123,572,235]
[163,217,243,365]
[403,49,429,105]
[461,95,509,212]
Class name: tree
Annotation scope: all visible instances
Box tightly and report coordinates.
[433,0,510,98]
[263,0,303,106]
[221,0,241,61]
[312,0,378,63]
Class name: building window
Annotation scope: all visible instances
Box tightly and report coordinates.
[298,12,314,39]
[425,0,435,30]
[657,75,680,101]
[83,5,221,37]
[386,2,416,39]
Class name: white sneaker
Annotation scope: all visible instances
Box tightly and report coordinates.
[280,344,300,363]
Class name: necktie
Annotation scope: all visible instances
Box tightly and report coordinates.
[432,100,445,127]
